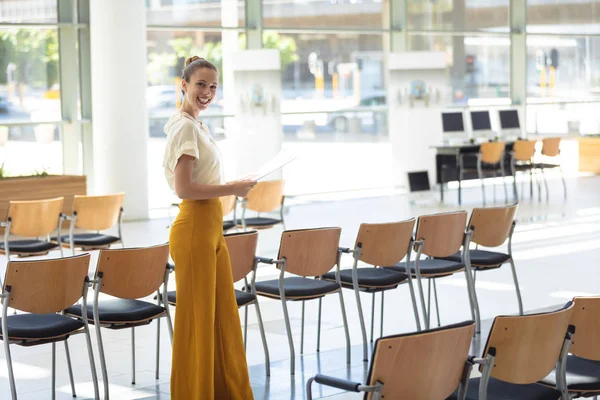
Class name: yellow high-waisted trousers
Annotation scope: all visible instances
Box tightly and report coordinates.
[169,198,254,400]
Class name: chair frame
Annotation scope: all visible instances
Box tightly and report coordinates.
[1,256,100,400]
[307,321,476,400]
[330,219,422,362]
[459,142,509,205]
[256,228,351,375]
[0,201,65,262]
[536,137,567,201]
[81,246,174,400]
[240,180,286,231]
[509,140,539,201]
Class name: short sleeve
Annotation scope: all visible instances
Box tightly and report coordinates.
[166,121,200,172]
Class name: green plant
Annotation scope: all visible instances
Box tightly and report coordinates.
[0,162,5,179]
[33,167,49,177]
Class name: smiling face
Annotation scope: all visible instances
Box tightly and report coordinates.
[181,67,219,116]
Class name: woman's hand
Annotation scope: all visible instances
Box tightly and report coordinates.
[227,179,257,197]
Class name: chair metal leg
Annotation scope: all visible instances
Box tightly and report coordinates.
[243,305,249,351]
[83,323,100,399]
[380,291,385,338]
[94,309,110,399]
[131,327,136,384]
[509,258,524,315]
[52,342,56,400]
[406,276,422,331]
[541,167,550,202]
[316,297,322,352]
[353,284,369,361]
[415,271,429,330]
[300,300,305,355]
[427,278,432,328]
[280,295,295,374]
[254,300,271,376]
[64,340,77,398]
[501,168,508,202]
[560,166,567,200]
[464,266,481,334]
[337,289,352,365]
[156,317,160,379]
[478,166,486,206]
[4,337,16,400]
[432,278,441,328]
[370,292,375,343]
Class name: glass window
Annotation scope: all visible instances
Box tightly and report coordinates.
[262,0,384,29]
[407,0,509,32]
[527,0,600,34]
[526,36,600,101]
[0,123,63,176]
[527,103,600,136]
[0,0,57,24]
[146,0,245,27]
[0,28,61,122]
[409,34,511,104]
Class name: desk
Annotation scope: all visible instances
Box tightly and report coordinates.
[433,142,514,204]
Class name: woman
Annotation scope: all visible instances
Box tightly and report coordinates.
[163,56,255,399]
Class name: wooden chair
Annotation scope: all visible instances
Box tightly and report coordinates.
[65,244,173,400]
[385,212,480,332]
[1,254,99,400]
[442,204,523,316]
[58,193,125,254]
[450,302,575,400]
[307,321,475,400]
[163,231,271,376]
[220,195,238,232]
[539,296,600,397]
[255,227,351,375]
[321,219,422,361]
[240,179,285,230]
[0,197,65,261]
[534,137,567,200]
[460,142,509,205]
[510,139,538,200]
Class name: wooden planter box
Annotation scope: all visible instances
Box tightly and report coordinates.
[0,175,87,230]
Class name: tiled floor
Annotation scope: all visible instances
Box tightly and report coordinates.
[1,174,599,399]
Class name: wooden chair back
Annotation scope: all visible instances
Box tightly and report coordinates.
[356,219,415,266]
[513,140,536,161]
[469,204,518,247]
[245,180,284,213]
[366,321,475,400]
[7,197,64,237]
[482,302,574,384]
[225,231,258,283]
[95,243,169,299]
[542,137,561,157]
[220,195,237,216]
[4,254,90,314]
[416,212,467,258]
[568,297,600,361]
[278,227,341,277]
[73,193,124,231]
[480,142,505,164]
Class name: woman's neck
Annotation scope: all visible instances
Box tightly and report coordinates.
[180,102,199,119]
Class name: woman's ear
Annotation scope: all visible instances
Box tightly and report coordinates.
[181,79,187,95]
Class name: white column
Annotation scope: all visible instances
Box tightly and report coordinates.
[89,0,149,220]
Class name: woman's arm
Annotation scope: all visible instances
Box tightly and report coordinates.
[174,155,256,200]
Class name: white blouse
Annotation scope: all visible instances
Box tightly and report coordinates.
[162,112,224,193]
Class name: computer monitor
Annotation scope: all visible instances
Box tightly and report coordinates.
[499,109,522,139]
[470,110,493,142]
[441,112,467,144]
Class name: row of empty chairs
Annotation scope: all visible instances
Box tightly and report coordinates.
[0,194,125,264]
[309,296,600,400]
[1,245,173,400]
[160,203,522,377]
[461,137,567,204]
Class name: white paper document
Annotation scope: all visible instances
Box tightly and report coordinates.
[244,152,296,181]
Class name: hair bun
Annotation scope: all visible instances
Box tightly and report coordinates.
[185,56,204,67]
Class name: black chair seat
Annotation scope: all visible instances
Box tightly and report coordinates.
[242,217,281,227]
[0,314,84,340]
[0,240,58,254]
[56,233,120,247]
[322,268,408,288]
[540,355,600,393]
[65,299,165,324]
[447,377,561,400]
[385,259,464,276]
[534,162,560,169]
[443,250,510,268]
[223,220,236,231]
[256,277,339,299]
[165,290,255,307]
